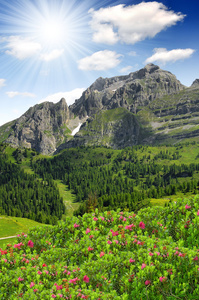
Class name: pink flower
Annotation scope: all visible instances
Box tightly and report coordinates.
[18,277,24,282]
[100,251,105,257]
[197,210,199,216]
[159,276,166,282]
[139,222,145,229]
[34,289,38,292]
[107,240,112,244]
[86,228,91,234]
[149,252,153,256]
[83,275,89,283]
[185,204,191,209]
[69,277,79,285]
[93,217,98,221]
[58,295,63,298]
[193,256,198,261]
[129,258,135,263]
[52,295,57,298]
[156,252,160,256]
[14,242,24,249]
[88,246,94,251]
[114,240,119,244]
[38,271,42,275]
[27,240,34,248]
[55,284,63,290]
[30,282,35,288]
[145,280,151,285]
[100,216,105,221]
[110,230,119,236]
[125,224,135,230]
[141,263,146,269]
[74,223,80,228]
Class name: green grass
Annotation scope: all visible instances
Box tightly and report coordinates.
[150,198,170,207]
[0,237,18,249]
[0,215,49,249]
[0,216,47,239]
[55,180,79,217]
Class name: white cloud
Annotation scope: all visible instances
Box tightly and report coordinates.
[89,2,185,45]
[40,49,64,61]
[39,88,85,106]
[120,66,133,74]
[78,50,122,71]
[145,48,195,64]
[0,79,6,88]
[5,36,42,60]
[6,91,36,98]
[3,36,64,62]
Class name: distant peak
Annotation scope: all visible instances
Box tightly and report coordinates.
[144,63,160,73]
[191,79,199,87]
[59,98,66,104]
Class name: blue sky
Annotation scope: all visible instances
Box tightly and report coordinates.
[0,0,198,126]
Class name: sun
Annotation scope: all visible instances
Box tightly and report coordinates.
[4,0,92,53]
[39,17,66,48]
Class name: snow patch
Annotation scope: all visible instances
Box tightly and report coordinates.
[71,123,82,136]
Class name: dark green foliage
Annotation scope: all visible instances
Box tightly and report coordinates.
[2,142,199,220]
[0,145,65,224]
[32,144,199,216]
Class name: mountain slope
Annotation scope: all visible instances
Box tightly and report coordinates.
[0,99,75,154]
[1,64,199,153]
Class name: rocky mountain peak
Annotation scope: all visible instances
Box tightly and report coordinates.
[0,64,195,154]
[1,98,73,154]
[191,79,199,88]
[144,63,160,73]
[133,63,160,79]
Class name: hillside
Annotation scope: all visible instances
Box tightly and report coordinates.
[0,196,198,299]
[0,144,65,224]
[1,64,199,154]
[1,141,199,222]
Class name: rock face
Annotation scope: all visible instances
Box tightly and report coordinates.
[70,63,184,117]
[2,99,73,154]
[1,64,199,154]
[191,79,199,88]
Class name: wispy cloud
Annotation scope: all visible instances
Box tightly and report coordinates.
[120,66,133,74]
[89,2,185,45]
[78,50,122,71]
[0,79,6,88]
[40,49,64,61]
[2,36,64,62]
[4,36,41,60]
[6,91,36,98]
[145,48,195,64]
[39,88,85,106]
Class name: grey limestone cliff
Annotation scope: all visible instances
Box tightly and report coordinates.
[2,98,73,154]
[1,64,199,153]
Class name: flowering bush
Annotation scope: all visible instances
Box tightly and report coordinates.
[0,195,199,299]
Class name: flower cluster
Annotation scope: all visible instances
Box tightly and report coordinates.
[0,195,199,299]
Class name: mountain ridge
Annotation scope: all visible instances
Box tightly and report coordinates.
[0,64,199,154]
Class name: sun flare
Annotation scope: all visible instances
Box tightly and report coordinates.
[39,18,66,47]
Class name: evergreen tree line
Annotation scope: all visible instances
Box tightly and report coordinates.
[0,152,65,224]
[32,146,199,216]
